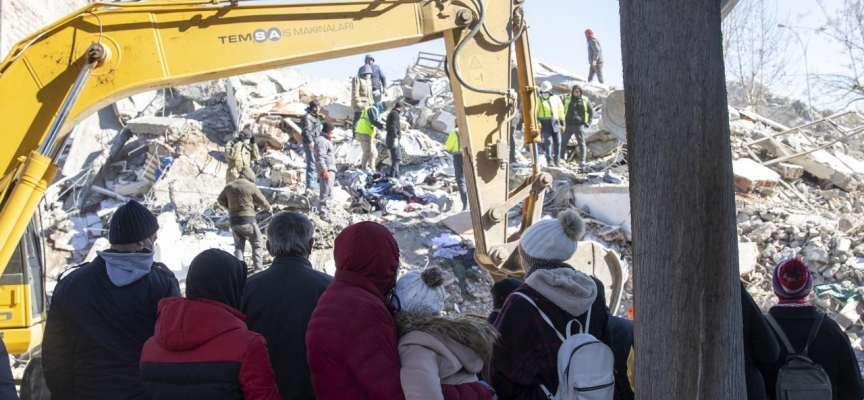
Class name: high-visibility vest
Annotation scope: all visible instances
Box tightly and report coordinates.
[355,106,377,137]
[445,128,461,154]
[535,94,565,119]
[563,95,591,123]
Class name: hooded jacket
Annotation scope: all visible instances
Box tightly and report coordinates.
[357,57,387,90]
[306,222,405,400]
[43,251,179,400]
[140,298,280,400]
[487,267,610,400]
[396,312,498,400]
[351,75,375,112]
[300,109,323,145]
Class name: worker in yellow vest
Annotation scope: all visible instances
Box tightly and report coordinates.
[445,124,469,212]
[562,85,594,167]
[535,80,566,166]
[354,104,385,172]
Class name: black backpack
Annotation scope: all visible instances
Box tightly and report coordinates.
[764,312,832,400]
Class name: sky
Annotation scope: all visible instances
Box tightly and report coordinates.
[257,0,849,110]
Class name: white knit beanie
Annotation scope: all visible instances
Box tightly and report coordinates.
[395,267,447,315]
[519,210,586,263]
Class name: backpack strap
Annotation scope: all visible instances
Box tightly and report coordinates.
[764,313,797,354]
[802,312,825,357]
[513,292,565,342]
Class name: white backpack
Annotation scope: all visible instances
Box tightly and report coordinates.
[513,292,615,400]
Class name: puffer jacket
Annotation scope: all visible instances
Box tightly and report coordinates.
[140,298,280,400]
[300,110,322,145]
[396,312,499,400]
[351,76,374,112]
[305,222,404,400]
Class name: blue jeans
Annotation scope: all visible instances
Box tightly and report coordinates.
[304,143,318,190]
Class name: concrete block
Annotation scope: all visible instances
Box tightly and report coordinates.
[733,159,780,192]
[789,149,864,191]
[738,242,759,275]
[411,80,433,101]
[771,162,804,180]
[833,299,861,330]
[271,167,303,187]
[431,111,456,133]
[114,181,152,197]
[126,117,203,142]
[571,183,632,240]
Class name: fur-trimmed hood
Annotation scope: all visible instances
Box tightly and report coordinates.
[395,311,499,360]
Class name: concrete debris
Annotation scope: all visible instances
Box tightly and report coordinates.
[733,158,781,192]
[126,117,204,143]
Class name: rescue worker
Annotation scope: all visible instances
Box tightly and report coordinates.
[217,167,271,272]
[140,249,280,399]
[300,100,323,191]
[43,200,180,399]
[586,29,604,84]
[243,212,333,400]
[358,54,387,105]
[351,65,375,130]
[535,81,566,166]
[386,101,405,178]
[226,129,260,184]
[445,124,469,211]
[562,85,594,166]
[315,122,337,221]
[355,102,385,172]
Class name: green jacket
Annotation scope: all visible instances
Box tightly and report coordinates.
[217,178,271,220]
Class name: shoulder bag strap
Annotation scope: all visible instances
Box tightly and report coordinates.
[764,313,797,354]
[802,312,825,357]
[513,292,565,342]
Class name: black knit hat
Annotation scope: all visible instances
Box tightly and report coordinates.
[322,122,335,133]
[491,277,522,309]
[108,200,159,245]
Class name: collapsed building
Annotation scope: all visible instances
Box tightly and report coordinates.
[37,54,864,371]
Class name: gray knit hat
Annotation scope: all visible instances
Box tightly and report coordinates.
[395,267,447,315]
[519,210,585,267]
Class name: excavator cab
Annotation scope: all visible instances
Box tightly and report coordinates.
[0,217,47,356]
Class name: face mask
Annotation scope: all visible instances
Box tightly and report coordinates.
[142,238,155,252]
[541,93,550,99]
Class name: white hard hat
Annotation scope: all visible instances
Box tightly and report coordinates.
[539,81,553,93]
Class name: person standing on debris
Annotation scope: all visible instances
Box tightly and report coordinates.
[586,29,604,84]
[355,103,385,172]
[243,212,332,400]
[760,258,864,399]
[386,101,405,178]
[218,167,271,272]
[140,249,280,400]
[358,54,387,105]
[535,81,566,166]
[301,100,323,191]
[352,65,375,130]
[445,124,469,211]
[43,200,180,399]
[226,129,260,184]
[487,210,612,399]
[561,85,594,167]
[395,266,499,400]
[306,221,405,400]
[315,123,337,221]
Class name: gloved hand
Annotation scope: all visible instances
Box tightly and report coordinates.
[322,170,330,180]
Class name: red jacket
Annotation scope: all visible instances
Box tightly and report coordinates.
[306,222,405,400]
[140,297,280,400]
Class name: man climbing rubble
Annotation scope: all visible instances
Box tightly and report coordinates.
[562,85,593,167]
[315,122,337,221]
[226,129,260,184]
[301,100,323,192]
[351,65,375,130]
[586,29,604,84]
[218,167,271,271]
[355,102,385,172]
[445,123,469,211]
[386,101,405,178]
[357,54,387,105]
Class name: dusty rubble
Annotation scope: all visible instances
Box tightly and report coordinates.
[38,55,864,371]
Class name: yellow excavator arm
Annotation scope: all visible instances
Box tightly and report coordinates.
[0,0,545,283]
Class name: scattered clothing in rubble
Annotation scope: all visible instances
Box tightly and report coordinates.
[43,201,180,400]
[218,168,271,271]
[535,81,565,167]
[356,105,384,171]
[429,233,467,259]
[445,128,469,211]
[301,102,323,191]
[306,222,405,400]
[387,103,405,178]
[586,29,604,84]
[315,123,338,220]
[394,267,498,400]
[562,85,593,165]
[140,249,280,400]
[226,130,260,184]
[243,250,332,400]
[358,55,387,104]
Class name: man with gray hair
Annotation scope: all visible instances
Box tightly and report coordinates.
[242,211,332,399]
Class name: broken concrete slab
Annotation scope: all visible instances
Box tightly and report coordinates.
[431,111,457,134]
[571,183,632,240]
[322,103,353,121]
[789,149,864,191]
[770,162,805,180]
[738,242,759,275]
[733,158,781,192]
[126,117,204,143]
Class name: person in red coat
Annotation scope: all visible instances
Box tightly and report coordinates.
[306,221,405,399]
[140,249,280,400]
